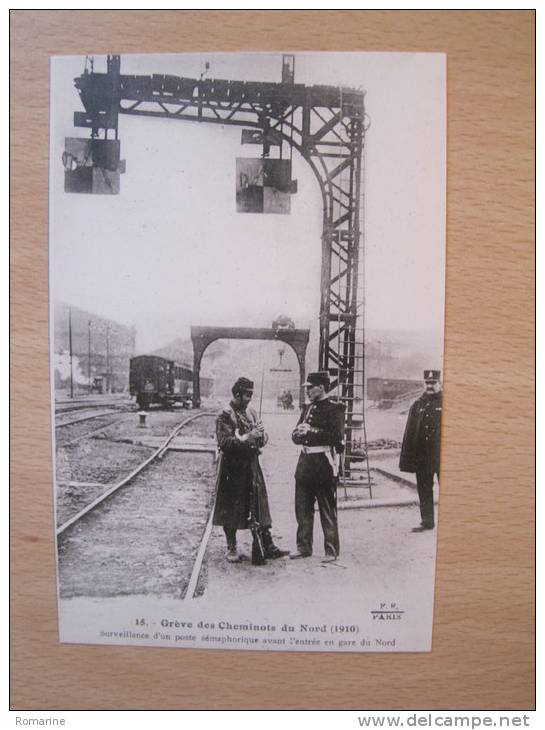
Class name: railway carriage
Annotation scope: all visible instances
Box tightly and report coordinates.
[129,355,193,410]
[130,355,214,409]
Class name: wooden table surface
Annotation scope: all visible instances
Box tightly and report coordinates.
[10,10,535,710]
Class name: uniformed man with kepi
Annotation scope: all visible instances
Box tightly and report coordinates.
[399,369,442,532]
[291,371,345,562]
[213,376,289,563]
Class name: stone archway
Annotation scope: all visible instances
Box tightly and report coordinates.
[190,326,310,409]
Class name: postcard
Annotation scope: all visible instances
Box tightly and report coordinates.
[50,51,445,652]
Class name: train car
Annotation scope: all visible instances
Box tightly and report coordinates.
[129,355,193,410]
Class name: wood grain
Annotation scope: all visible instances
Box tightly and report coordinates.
[10,10,535,710]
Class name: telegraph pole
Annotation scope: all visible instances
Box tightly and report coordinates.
[106,324,110,394]
[88,320,92,392]
[68,307,74,398]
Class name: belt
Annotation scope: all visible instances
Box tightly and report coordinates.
[300,445,339,476]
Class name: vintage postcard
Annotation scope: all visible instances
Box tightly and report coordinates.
[50,51,446,652]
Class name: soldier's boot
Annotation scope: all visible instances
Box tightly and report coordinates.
[226,548,240,562]
[225,529,240,562]
[262,528,289,559]
[411,523,434,532]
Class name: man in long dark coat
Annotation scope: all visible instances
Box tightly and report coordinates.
[399,369,442,532]
[213,376,288,563]
[291,371,345,562]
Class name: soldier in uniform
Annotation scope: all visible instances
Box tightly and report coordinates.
[399,369,442,532]
[290,371,345,562]
[213,376,288,563]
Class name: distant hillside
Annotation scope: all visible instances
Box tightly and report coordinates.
[149,338,194,366]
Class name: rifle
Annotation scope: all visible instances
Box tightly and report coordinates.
[248,450,266,565]
[249,364,267,564]
[249,503,267,565]
[258,363,265,419]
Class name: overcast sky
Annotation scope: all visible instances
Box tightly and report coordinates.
[50,52,445,354]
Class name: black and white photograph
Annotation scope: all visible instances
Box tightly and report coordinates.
[49,51,446,653]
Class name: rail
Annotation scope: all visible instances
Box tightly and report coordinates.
[56,410,123,428]
[56,410,215,538]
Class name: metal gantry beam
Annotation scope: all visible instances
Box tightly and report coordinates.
[71,55,367,468]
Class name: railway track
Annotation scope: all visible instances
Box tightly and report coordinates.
[56,409,219,601]
[56,409,126,428]
[55,398,130,415]
[57,410,215,537]
[55,410,134,449]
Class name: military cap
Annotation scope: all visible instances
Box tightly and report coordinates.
[231,376,254,395]
[423,369,441,382]
[302,371,331,389]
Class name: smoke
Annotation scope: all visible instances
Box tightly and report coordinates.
[54,350,89,384]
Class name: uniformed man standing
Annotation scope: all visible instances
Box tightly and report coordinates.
[213,376,288,563]
[399,369,442,532]
[291,371,345,562]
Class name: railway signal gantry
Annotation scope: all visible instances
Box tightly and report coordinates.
[64,54,369,473]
